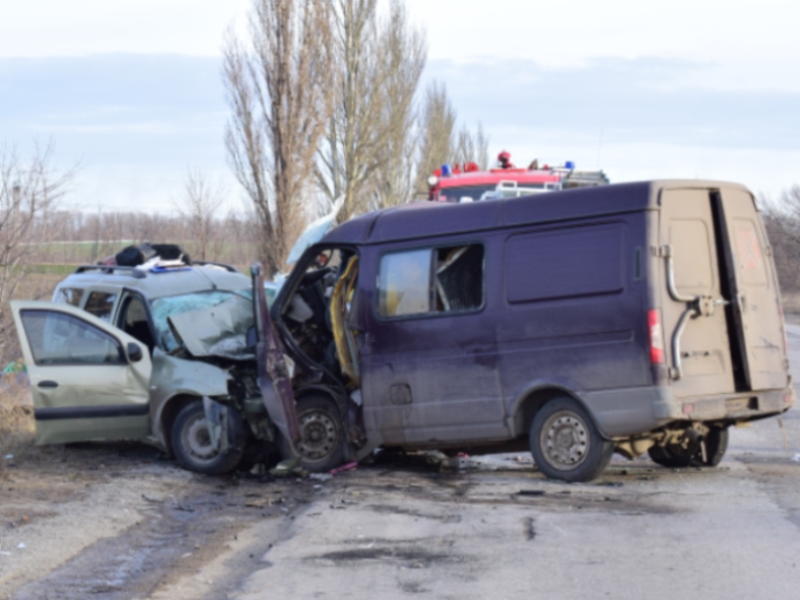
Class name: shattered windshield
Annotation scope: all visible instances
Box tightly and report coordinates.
[150,291,249,352]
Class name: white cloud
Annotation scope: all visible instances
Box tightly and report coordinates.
[405,0,800,90]
[0,0,250,58]
[2,2,798,212]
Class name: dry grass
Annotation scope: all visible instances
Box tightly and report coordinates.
[12,271,64,301]
[0,383,35,475]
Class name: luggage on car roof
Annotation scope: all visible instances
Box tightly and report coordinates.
[115,243,191,267]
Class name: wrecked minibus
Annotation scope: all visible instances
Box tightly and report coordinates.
[11,180,794,482]
[263,179,793,482]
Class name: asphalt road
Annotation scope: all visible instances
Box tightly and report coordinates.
[6,331,800,600]
[163,326,800,600]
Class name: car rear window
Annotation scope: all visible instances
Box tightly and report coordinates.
[84,291,117,321]
[53,287,84,308]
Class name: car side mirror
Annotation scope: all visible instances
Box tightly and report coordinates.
[127,342,144,363]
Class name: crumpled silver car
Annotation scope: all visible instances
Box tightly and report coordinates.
[11,260,280,474]
[12,206,343,476]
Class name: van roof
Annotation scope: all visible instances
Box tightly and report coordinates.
[322,180,751,246]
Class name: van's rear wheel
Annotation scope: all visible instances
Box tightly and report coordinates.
[703,426,729,466]
[279,395,345,473]
[647,444,692,468]
[648,426,729,468]
[529,397,613,482]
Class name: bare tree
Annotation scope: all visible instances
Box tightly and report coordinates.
[370,0,426,210]
[414,80,456,196]
[223,0,332,277]
[454,122,489,170]
[316,0,426,221]
[762,186,800,296]
[172,168,226,261]
[0,143,73,360]
[414,82,491,198]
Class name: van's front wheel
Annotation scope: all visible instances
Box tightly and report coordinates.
[279,395,345,473]
[529,397,613,482]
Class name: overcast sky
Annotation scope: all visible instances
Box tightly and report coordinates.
[1,0,798,214]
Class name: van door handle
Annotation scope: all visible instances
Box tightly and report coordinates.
[38,380,58,389]
[662,245,696,303]
[663,246,733,380]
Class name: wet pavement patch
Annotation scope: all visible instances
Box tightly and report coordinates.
[310,545,467,568]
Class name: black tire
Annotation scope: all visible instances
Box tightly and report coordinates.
[171,401,245,475]
[647,444,693,468]
[703,426,729,467]
[529,397,613,482]
[279,395,345,473]
[648,426,729,469]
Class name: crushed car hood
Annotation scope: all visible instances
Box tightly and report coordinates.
[168,294,255,360]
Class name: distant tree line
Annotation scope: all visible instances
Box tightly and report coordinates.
[762,186,800,305]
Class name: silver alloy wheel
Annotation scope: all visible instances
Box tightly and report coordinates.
[183,414,216,462]
[539,410,590,470]
[296,409,338,461]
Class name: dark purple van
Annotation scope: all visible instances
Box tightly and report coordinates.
[257,180,793,482]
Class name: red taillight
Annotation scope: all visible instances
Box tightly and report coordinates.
[648,309,665,364]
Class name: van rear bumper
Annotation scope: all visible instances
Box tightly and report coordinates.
[584,385,794,438]
[654,387,795,423]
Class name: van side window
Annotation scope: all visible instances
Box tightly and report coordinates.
[435,245,484,311]
[84,291,117,322]
[378,244,484,318]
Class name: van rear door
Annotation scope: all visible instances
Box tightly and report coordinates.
[717,187,788,390]
[659,188,736,395]
[659,184,788,396]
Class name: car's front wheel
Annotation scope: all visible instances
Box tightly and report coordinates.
[171,401,245,475]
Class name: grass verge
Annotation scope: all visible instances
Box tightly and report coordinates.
[0,384,35,475]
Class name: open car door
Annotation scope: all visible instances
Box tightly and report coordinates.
[11,301,152,445]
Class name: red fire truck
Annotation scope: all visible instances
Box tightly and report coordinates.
[427,151,609,203]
